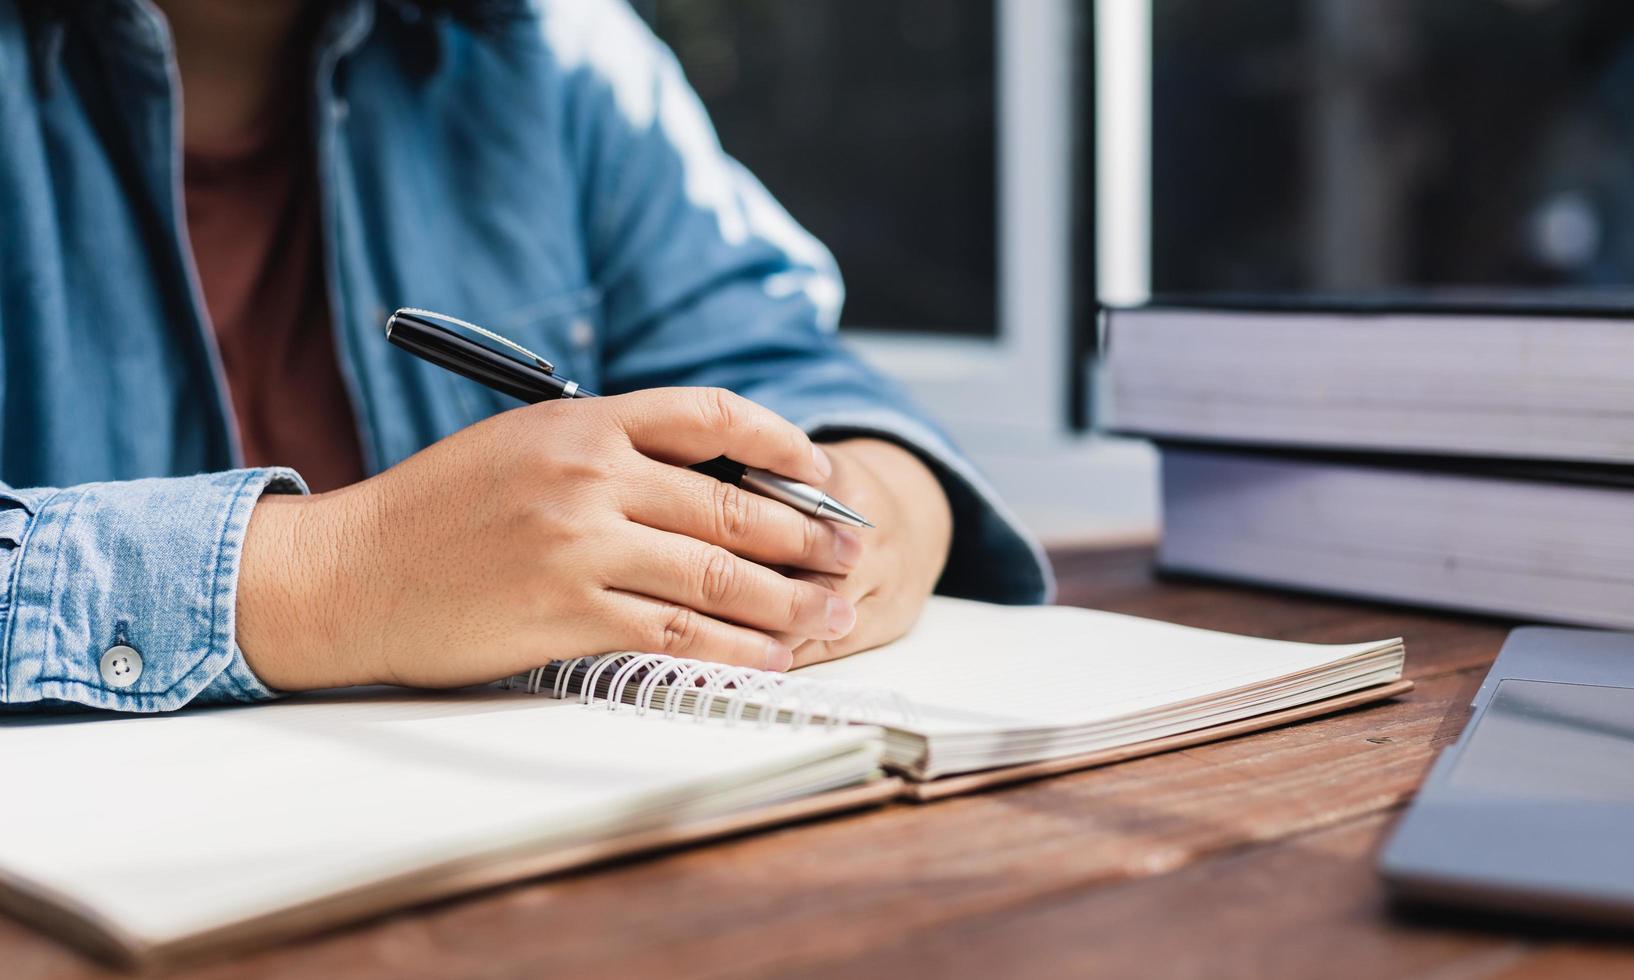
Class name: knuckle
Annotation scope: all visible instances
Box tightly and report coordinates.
[784,584,809,630]
[552,453,612,485]
[697,546,739,605]
[520,505,592,556]
[799,515,822,562]
[520,431,607,483]
[699,387,739,432]
[656,603,700,654]
[518,502,567,538]
[787,581,817,627]
[712,482,755,542]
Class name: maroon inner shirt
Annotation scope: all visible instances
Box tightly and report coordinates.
[182,102,366,494]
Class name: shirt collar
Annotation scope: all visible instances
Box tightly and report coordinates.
[24,0,382,97]
[26,0,535,99]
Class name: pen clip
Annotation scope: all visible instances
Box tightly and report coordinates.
[393,308,555,374]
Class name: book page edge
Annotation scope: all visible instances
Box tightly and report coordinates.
[901,678,1416,802]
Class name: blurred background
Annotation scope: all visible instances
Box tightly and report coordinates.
[632,0,1634,544]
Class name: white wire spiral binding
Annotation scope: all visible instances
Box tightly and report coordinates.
[500,653,915,730]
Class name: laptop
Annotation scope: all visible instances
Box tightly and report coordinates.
[1379,627,1634,925]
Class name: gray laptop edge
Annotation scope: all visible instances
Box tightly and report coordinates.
[1379,626,1634,925]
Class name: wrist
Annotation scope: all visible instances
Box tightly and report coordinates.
[236,491,359,692]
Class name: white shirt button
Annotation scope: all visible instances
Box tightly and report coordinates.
[100,645,143,688]
[569,318,595,349]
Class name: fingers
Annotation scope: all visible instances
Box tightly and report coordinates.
[778,571,847,667]
[601,589,795,671]
[610,526,858,642]
[780,572,895,668]
[619,459,861,574]
[612,387,831,485]
[790,616,880,668]
[604,525,856,640]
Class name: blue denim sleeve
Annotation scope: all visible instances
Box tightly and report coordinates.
[0,468,307,712]
[545,0,1053,604]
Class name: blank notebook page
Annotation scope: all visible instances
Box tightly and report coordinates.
[0,690,876,948]
[793,596,1399,735]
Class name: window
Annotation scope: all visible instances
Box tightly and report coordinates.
[648,0,1000,336]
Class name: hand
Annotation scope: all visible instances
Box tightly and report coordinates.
[236,388,864,691]
[780,438,953,667]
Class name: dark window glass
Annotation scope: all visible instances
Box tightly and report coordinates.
[645,0,999,335]
[1150,0,1634,297]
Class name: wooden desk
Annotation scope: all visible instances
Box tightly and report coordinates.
[9,546,1628,978]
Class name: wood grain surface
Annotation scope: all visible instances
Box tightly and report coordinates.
[8,546,1625,979]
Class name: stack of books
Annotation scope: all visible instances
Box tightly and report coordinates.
[1102,298,1634,629]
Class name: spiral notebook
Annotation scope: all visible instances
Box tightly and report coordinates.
[0,597,1406,966]
[511,597,1409,787]
[0,690,892,967]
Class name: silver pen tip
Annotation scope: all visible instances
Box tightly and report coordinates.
[817,496,874,529]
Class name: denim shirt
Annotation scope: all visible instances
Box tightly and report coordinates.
[0,0,1052,713]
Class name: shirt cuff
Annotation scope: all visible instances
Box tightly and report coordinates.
[0,468,307,712]
[801,409,1055,605]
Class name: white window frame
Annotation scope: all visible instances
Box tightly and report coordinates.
[844,0,1158,544]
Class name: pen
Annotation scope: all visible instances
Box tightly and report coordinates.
[384,308,874,528]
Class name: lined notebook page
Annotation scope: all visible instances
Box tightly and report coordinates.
[0,690,877,948]
[793,597,1399,735]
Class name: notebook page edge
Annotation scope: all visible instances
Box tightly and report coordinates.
[0,693,885,952]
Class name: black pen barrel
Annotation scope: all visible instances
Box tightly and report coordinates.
[386,311,570,404]
[387,310,745,492]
